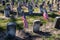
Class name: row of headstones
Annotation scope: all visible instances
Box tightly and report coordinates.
[4,3,33,17]
[4,2,60,18]
[6,16,60,39]
[3,0,60,17]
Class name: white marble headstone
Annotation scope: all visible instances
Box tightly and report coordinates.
[54,17,60,29]
[33,20,41,32]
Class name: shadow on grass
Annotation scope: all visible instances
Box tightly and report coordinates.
[34,31,51,37]
[5,36,23,40]
[0,27,5,31]
[49,13,59,18]
[22,31,40,40]
[16,23,23,30]
[0,27,6,40]
[22,31,51,40]
[0,10,4,14]
[10,15,23,30]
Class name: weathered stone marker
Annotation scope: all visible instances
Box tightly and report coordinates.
[40,1,45,13]
[17,4,22,16]
[4,8,10,17]
[6,22,16,39]
[47,1,53,12]
[33,20,42,33]
[28,3,33,14]
[2,0,5,5]
[54,17,60,29]
[6,4,11,10]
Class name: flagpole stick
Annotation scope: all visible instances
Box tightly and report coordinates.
[21,11,28,32]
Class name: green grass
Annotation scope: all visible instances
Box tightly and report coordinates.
[0,15,55,30]
[0,1,60,39]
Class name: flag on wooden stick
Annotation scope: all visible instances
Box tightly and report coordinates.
[22,12,28,28]
[43,10,49,20]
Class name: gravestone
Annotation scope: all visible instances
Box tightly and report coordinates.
[33,20,42,33]
[40,1,45,13]
[2,0,5,5]
[54,17,60,29]
[6,22,16,39]
[17,3,22,16]
[6,4,11,10]
[4,8,10,17]
[28,3,33,14]
[47,1,53,11]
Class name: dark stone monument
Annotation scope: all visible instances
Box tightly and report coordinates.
[6,4,11,10]
[40,1,45,13]
[2,0,5,5]
[17,3,22,16]
[54,17,60,29]
[33,20,42,33]
[33,20,51,37]
[4,8,10,17]
[47,1,53,11]
[28,3,33,14]
[6,22,16,39]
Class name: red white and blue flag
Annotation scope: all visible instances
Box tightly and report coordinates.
[22,15,28,28]
[43,10,49,20]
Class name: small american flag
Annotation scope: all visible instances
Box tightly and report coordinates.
[43,10,49,20]
[22,14,28,28]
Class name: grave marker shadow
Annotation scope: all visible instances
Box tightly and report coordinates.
[33,20,51,37]
[6,22,16,40]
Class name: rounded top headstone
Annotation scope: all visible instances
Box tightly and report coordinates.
[7,22,16,26]
[33,20,41,24]
[56,17,60,19]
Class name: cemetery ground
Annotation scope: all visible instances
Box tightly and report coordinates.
[0,12,60,40]
[0,4,60,40]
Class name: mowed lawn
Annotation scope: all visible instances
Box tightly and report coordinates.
[0,4,60,40]
[0,14,60,40]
